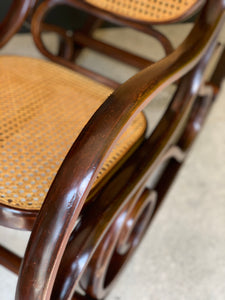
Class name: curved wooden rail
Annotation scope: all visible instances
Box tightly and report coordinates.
[16,1,225,299]
[0,0,36,48]
[50,58,216,300]
[31,0,176,88]
[32,0,174,55]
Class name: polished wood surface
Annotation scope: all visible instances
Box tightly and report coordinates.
[73,31,154,68]
[18,1,225,299]
[0,245,21,275]
[211,47,225,88]
[31,0,174,87]
[0,0,224,299]
[0,0,36,48]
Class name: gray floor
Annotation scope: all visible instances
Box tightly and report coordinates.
[0,24,225,300]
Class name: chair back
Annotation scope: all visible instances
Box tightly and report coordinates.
[85,0,205,23]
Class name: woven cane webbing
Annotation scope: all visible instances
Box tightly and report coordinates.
[0,56,146,210]
[85,0,199,23]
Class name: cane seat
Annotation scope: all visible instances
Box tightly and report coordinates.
[85,0,203,23]
[0,56,146,211]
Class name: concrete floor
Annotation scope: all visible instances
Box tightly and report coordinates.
[0,24,225,299]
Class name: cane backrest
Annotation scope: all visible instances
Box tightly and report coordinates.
[85,0,204,23]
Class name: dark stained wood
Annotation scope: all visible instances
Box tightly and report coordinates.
[31,21,120,88]
[29,0,181,92]
[72,15,104,60]
[0,245,21,275]
[51,42,218,300]
[0,204,37,231]
[14,1,225,299]
[210,46,225,88]
[0,0,225,299]
[73,31,154,69]
[31,0,175,64]
[0,0,36,48]
[41,22,75,60]
[154,88,216,213]
[0,129,145,231]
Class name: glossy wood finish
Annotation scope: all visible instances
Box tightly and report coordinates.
[0,204,37,231]
[0,245,21,275]
[0,0,225,299]
[34,21,120,88]
[0,0,36,48]
[73,31,154,69]
[210,46,225,88]
[13,1,225,299]
[51,48,218,300]
[31,0,175,87]
[70,15,104,60]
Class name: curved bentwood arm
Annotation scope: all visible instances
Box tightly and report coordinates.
[0,0,36,48]
[16,1,225,299]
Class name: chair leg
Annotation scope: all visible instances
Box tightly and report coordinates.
[72,15,104,61]
[210,46,225,89]
[57,15,104,61]
[0,245,21,275]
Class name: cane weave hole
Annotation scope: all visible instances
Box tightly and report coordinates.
[85,0,199,23]
[0,56,146,211]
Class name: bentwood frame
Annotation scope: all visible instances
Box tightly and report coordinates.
[0,1,225,299]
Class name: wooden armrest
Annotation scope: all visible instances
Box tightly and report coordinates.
[0,0,35,48]
[16,1,225,299]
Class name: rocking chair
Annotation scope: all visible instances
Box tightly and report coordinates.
[0,0,225,299]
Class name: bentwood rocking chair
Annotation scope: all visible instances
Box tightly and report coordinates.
[0,0,225,299]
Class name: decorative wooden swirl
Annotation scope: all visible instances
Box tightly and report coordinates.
[50,78,215,299]
[16,1,225,299]
[80,187,157,298]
